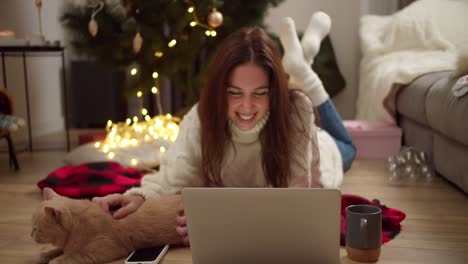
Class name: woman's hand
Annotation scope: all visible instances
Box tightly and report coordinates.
[175,202,190,246]
[92,194,145,219]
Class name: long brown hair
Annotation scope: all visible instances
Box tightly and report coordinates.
[198,27,304,187]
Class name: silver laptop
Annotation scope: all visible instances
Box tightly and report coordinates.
[182,188,341,264]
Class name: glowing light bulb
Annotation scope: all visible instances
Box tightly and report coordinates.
[141,108,148,115]
[131,159,138,166]
[145,115,151,121]
[211,31,217,37]
[205,30,211,36]
[168,39,177,48]
[94,142,101,148]
[130,68,137,75]
[107,120,112,127]
[160,146,166,153]
[154,51,163,58]
[126,118,131,125]
[133,116,139,123]
[137,91,143,97]
[152,86,158,94]
[187,6,194,13]
[155,119,163,128]
[152,72,159,79]
[167,123,176,130]
[108,152,115,159]
[166,113,172,119]
[190,21,197,27]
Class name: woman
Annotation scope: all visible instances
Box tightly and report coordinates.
[93,14,355,245]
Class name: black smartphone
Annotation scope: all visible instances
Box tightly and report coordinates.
[125,245,169,264]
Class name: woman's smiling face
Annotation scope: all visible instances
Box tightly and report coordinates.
[227,63,270,131]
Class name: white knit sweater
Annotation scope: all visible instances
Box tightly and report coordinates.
[126,92,342,199]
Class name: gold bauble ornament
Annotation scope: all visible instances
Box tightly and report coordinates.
[133,32,143,53]
[207,8,223,28]
[88,18,98,37]
[35,0,42,9]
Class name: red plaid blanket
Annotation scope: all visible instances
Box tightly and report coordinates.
[37,162,144,198]
[340,194,406,246]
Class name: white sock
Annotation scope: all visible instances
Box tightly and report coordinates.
[300,69,329,106]
[301,11,331,65]
[279,17,309,86]
[279,17,329,106]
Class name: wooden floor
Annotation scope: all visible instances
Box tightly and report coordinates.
[0,152,467,263]
[0,128,104,152]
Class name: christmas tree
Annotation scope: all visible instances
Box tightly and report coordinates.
[61,0,283,114]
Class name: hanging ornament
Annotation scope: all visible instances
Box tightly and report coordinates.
[207,8,223,28]
[35,0,44,37]
[88,18,98,37]
[133,32,143,53]
[88,1,104,37]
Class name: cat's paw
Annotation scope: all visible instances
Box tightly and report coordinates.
[38,249,63,264]
[48,255,87,264]
[48,257,66,264]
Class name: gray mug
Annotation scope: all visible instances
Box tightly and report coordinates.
[346,204,382,262]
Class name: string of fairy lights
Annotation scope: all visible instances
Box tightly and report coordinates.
[87,0,223,167]
[96,114,181,167]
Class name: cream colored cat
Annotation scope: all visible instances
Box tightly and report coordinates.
[31,188,182,264]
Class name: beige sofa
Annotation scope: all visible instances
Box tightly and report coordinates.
[356,0,468,193]
[396,71,468,193]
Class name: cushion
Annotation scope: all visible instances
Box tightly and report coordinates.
[426,75,468,146]
[397,71,450,126]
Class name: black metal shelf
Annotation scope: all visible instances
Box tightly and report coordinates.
[0,45,70,151]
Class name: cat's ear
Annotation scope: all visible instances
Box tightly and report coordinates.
[44,206,62,224]
[43,188,59,200]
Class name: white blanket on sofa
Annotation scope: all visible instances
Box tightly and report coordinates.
[355,0,468,123]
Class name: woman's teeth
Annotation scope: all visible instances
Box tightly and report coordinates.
[239,114,254,121]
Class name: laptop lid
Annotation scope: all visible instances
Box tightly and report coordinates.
[182,188,341,264]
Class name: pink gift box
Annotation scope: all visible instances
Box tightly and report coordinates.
[344,120,402,160]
